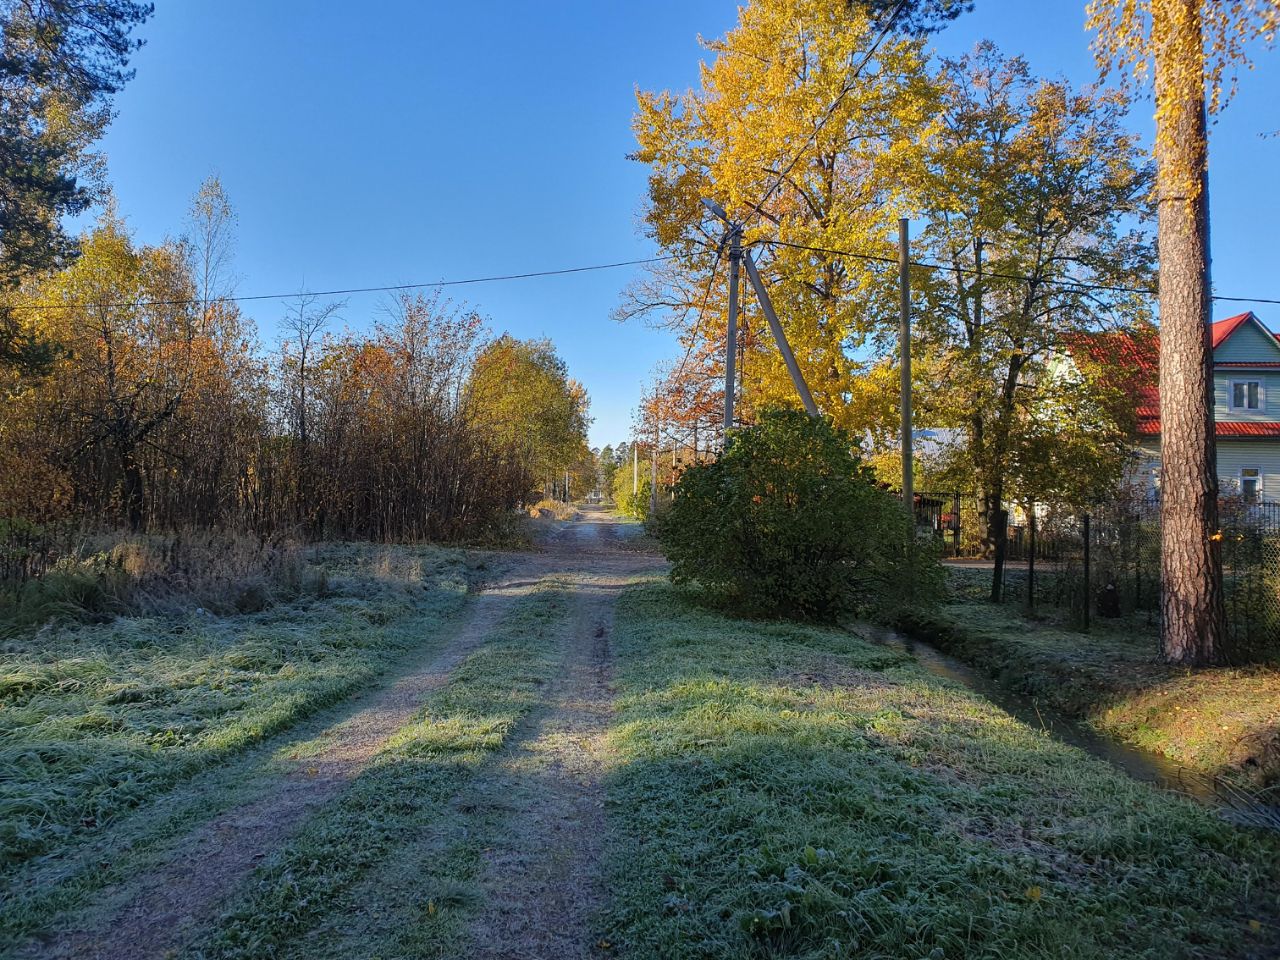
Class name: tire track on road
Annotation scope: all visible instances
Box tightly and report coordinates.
[18,555,558,960]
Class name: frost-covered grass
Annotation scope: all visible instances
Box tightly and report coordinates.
[915,591,1280,788]
[185,583,570,960]
[0,543,490,873]
[603,580,1280,959]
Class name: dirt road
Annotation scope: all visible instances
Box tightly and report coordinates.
[18,507,659,960]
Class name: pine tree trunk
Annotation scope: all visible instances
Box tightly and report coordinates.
[1154,0,1226,665]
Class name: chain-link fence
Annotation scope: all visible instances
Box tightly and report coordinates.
[912,491,1280,659]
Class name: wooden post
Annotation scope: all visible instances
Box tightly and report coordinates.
[741,251,819,417]
[724,227,741,433]
[899,218,913,515]
[650,422,659,517]
[1027,505,1037,613]
[1082,511,1092,631]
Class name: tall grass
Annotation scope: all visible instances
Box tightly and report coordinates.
[0,528,322,633]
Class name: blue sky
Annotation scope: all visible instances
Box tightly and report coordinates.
[93,1,1280,447]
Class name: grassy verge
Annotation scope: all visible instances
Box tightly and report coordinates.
[904,591,1280,787]
[604,579,1280,959]
[0,543,490,875]
[183,582,571,960]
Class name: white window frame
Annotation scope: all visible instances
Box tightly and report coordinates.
[1239,466,1262,502]
[1228,379,1265,412]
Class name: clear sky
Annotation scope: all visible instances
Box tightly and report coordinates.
[92,1,1280,448]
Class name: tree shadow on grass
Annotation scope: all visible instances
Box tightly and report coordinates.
[600,580,1280,960]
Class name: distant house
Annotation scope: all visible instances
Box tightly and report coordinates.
[1074,311,1280,503]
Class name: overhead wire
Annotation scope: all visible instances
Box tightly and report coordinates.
[746,0,909,224]
[6,254,685,314]
[765,239,1280,306]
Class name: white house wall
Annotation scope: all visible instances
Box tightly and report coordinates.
[1213,372,1280,422]
[1129,438,1280,501]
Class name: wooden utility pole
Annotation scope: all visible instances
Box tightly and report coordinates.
[899,218,913,515]
[724,225,741,433]
[632,442,638,495]
[741,252,818,417]
[650,421,659,516]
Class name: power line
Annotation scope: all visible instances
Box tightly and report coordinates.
[747,0,908,224]
[766,239,1280,306]
[8,254,684,314]
[672,251,724,382]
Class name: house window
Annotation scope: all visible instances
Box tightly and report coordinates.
[1240,467,1262,502]
[1229,379,1264,411]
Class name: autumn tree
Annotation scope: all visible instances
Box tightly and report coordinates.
[0,0,151,376]
[12,211,205,529]
[912,43,1154,599]
[623,0,939,433]
[1088,0,1277,665]
[467,334,591,502]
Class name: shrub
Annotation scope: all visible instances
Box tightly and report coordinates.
[656,409,941,621]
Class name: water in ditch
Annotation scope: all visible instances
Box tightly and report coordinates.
[861,623,1280,831]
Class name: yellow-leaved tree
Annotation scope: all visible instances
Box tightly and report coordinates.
[466,335,592,501]
[911,42,1155,600]
[620,0,940,435]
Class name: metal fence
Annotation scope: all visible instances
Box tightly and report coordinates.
[912,491,1280,657]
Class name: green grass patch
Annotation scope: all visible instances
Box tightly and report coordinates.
[0,543,489,874]
[909,595,1280,787]
[603,580,1280,959]
[184,582,571,960]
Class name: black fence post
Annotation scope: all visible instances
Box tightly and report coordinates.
[1082,511,1091,632]
[1027,506,1036,614]
[990,505,1008,604]
[952,492,961,557]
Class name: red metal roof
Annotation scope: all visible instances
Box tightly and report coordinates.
[1136,420,1280,439]
[1210,312,1253,348]
[1070,312,1280,439]
[1215,422,1280,438]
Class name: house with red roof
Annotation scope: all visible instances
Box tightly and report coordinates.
[1104,311,1280,502]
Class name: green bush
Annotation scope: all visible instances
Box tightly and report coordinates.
[656,409,941,621]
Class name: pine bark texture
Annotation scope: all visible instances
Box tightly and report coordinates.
[1154,0,1227,665]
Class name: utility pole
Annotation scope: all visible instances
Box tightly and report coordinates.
[632,443,638,495]
[650,420,659,516]
[899,218,913,516]
[701,196,819,428]
[741,252,818,417]
[724,224,742,433]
